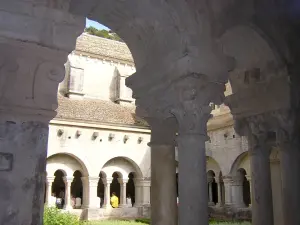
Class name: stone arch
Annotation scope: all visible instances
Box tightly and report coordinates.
[237,168,251,207]
[101,156,143,179]
[206,156,222,175]
[47,153,89,177]
[220,25,288,94]
[230,152,250,176]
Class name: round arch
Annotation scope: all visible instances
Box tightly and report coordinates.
[100,156,143,179]
[220,25,288,96]
[47,153,89,177]
[206,156,222,177]
[230,152,250,175]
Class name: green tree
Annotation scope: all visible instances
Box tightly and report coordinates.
[84,26,123,42]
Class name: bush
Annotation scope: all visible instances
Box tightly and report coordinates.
[135,218,150,224]
[44,207,80,225]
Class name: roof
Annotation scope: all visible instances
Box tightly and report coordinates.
[75,33,134,64]
[55,95,147,127]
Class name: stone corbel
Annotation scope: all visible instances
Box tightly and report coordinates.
[123,135,129,143]
[108,133,115,141]
[92,132,99,140]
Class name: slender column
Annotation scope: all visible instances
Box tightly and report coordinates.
[208,179,214,206]
[277,127,300,225]
[64,177,73,210]
[103,179,112,208]
[216,180,223,207]
[46,177,55,206]
[223,176,233,206]
[246,119,274,225]
[147,118,177,225]
[119,178,128,208]
[172,102,212,225]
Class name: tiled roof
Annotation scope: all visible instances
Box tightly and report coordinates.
[75,33,134,64]
[55,95,147,127]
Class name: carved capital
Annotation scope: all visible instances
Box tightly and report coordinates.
[170,74,225,136]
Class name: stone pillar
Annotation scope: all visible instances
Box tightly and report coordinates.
[103,179,112,208]
[277,128,300,225]
[172,103,213,225]
[64,177,73,210]
[80,177,89,208]
[216,180,223,207]
[147,118,177,225]
[247,118,274,225]
[0,1,85,224]
[208,179,214,206]
[141,180,151,205]
[46,177,55,206]
[134,178,144,207]
[119,178,128,208]
[90,177,100,208]
[231,176,245,208]
[223,176,233,206]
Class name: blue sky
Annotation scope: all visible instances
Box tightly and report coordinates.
[86,18,109,30]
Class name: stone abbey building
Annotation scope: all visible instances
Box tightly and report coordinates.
[44,33,281,221]
[1,1,299,225]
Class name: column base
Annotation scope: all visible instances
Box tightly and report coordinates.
[208,202,215,206]
[119,204,130,208]
[216,203,224,207]
[103,204,112,209]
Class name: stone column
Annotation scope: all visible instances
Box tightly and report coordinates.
[103,179,112,208]
[46,177,55,206]
[216,180,223,207]
[141,180,151,205]
[231,176,245,208]
[223,176,233,206]
[247,117,274,225]
[82,177,99,208]
[119,178,128,208]
[80,177,89,208]
[134,178,144,207]
[64,177,73,210]
[208,179,214,206]
[172,102,213,225]
[147,118,177,225]
[277,126,300,225]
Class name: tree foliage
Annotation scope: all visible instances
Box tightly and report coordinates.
[84,27,123,42]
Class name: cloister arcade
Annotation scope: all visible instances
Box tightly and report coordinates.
[45,154,143,210]
[0,1,299,225]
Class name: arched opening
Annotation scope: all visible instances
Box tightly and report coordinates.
[97,172,105,208]
[238,168,251,207]
[126,172,135,206]
[207,170,218,205]
[52,170,66,209]
[71,170,83,208]
[110,172,121,205]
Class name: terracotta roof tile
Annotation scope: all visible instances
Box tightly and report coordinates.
[55,95,147,127]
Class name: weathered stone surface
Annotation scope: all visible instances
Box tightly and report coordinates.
[0,121,48,225]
